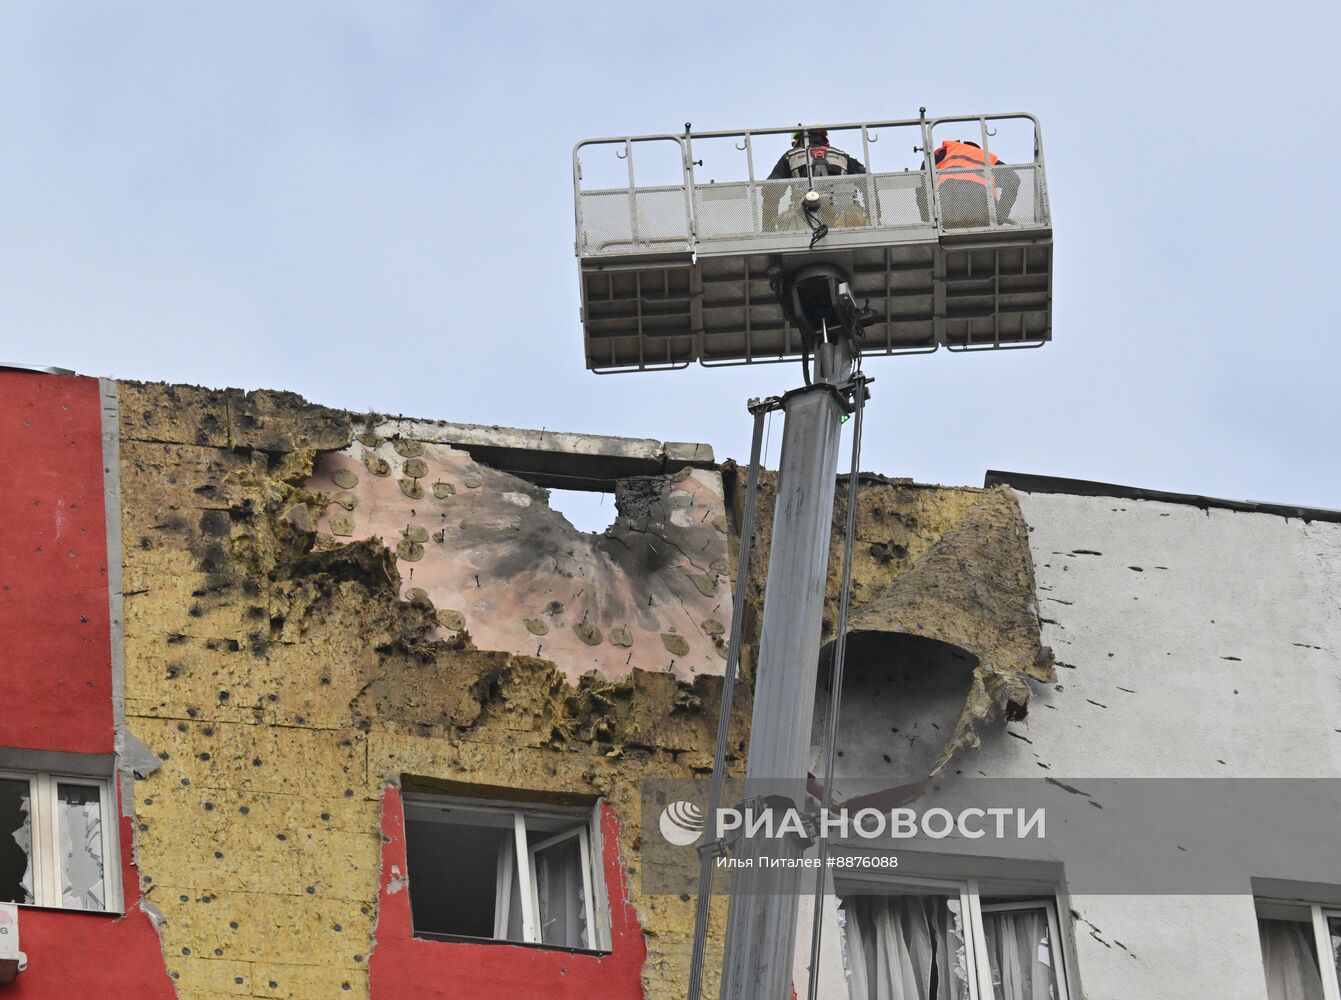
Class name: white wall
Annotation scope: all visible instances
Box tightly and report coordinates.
[978,491,1341,999]
[798,489,1341,999]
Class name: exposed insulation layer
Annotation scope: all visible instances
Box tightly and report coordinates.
[732,466,1054,775]
[117,383,743,1000]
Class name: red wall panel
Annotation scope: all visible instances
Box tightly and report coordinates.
[0,372,114,754]
[0,371,175,998]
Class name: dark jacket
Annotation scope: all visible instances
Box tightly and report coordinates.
[762,143,867,229]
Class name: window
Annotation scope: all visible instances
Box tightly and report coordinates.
[1256,899,1341,1000]
[837,874,1072,1000]
[0,771,119,913]
[402,795,610,952]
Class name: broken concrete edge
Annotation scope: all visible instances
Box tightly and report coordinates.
[115,379,718,492]
[368,416,716,491]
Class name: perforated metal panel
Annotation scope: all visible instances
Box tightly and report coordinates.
[574,114,1052,372]
[577,187,691,257]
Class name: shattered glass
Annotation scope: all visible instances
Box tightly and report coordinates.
[57,783,105,911]
[1331,917,1340,984]
[0,778,34,905]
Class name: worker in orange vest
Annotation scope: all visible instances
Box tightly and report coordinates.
[931,138,1020,228]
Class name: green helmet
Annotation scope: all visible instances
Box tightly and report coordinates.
[791,127,829,146]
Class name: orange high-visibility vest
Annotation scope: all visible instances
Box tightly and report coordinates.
[935,140,1001,191]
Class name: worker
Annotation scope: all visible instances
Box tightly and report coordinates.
[762,128,868,233]
[929,138,1019,228]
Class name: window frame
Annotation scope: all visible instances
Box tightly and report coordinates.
[528,823,598,948]
[1256,898,1341,1000]
[833,868,1073,1000]
[0,768,121,914]
[401,793,611,953]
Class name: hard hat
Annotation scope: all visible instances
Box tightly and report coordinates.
[792,127,829,145]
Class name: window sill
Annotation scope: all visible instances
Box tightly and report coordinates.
[8,902,124,918]
[410,930,610,957]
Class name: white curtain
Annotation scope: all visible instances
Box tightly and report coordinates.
[981,909,1057,1000]
[844,895,955,1000]
[1258,918,1325,1000]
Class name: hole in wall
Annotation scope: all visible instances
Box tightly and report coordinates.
[812,632,980,791]
[545,488,617,535]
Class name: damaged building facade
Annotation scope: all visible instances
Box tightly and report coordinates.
[1,368,1338,1000]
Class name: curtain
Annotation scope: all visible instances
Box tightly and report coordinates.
[1258,918,1325,1000]
[843,895,962,1000]
[981,908,1057,1000]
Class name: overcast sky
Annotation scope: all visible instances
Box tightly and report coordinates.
[3,2,1338,528]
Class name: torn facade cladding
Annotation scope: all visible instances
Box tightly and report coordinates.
[0,376,1053,1000]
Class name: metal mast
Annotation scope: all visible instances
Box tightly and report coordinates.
[718,330,857,1000]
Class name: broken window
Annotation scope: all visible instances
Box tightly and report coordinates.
[980,901,1067,1000]
[57,783,106,910]
[837,874,1072,1000]
[0,779,33,905]
[0,770,117,912]
[402,795,610,952]
[1255,899,1341,1000]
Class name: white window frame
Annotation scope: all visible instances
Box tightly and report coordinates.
[834,869,1072,1000]
[0,769,121,914]
[528,824,597,949]
[1256,899,1341,1000]
[402,794,611,952]
[977,896,1072,1000]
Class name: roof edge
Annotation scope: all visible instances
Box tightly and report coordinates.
[984,470,1341,525]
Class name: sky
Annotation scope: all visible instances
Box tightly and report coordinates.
[2,1,1339,530]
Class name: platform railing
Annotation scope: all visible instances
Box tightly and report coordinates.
[573,136,695,257]
[926,112,1049,234]
[574,115,1048,259]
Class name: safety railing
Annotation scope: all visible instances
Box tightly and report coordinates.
[572,136,694,258]
[573,114,1048,259]
[927,113,1049,233]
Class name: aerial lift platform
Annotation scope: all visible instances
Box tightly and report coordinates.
[572,111,1054,1000]
[574,112,1051,371]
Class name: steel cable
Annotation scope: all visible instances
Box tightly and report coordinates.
[686,401,768,1000]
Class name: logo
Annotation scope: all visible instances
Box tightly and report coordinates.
[658,800,705,847]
